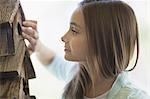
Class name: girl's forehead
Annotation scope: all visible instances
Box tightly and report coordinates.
[71,8,82,20]
[70,8,85,28]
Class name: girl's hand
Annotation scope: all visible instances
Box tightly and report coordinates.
[22,20,39,55]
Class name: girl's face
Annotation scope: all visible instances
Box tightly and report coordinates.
[61,8,88,62]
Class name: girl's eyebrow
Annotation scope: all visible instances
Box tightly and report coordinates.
[70,22,81,29]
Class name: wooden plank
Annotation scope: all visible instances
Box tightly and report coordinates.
[0,39,26,76]
[25,96,36,99]
[0,0,20,57]
[0,6,26,78]
[0,71,18,80]
[0,77,36,99]
[0,77,24,99]
[0,22,15,56]
[0,0,19,24]
[24,51,36,79]
[0,0,25,56]
[12,7,24,56]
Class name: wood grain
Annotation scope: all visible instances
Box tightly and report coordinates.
[0,77,24,99]
[0,39,25,78]
[0,1,36,98]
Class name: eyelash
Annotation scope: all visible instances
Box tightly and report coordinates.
[71,29,78,35]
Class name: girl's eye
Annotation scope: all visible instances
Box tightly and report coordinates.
[71,29,78,35]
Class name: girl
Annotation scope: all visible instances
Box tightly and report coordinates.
[22,0,150,99]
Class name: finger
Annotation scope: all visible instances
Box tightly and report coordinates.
[34,31,39,39]
[28,50,33,55]
[22,26,34,37]
[28,44,35,52]
[22,26,38,39]
[26,20,37,24]
[22,32,37,46]
[23,20,37,30]
[27,45,34,55]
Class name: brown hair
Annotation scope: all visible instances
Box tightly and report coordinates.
[63,0,139,98]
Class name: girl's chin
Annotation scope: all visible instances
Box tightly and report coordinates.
[64,54,76,61]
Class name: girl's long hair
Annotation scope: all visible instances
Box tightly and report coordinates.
[63,0,139,99]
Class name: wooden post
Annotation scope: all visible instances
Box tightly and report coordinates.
[0,0,36,99]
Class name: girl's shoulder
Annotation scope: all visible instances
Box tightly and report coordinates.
[115,86,150,99]
[108,72,150,99]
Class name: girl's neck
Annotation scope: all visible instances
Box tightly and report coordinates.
[85,76,116,98]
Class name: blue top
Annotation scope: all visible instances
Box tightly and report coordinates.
[47,56,150,99]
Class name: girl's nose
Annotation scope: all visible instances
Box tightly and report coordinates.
[61,36,66,42]
[61,32,69,43]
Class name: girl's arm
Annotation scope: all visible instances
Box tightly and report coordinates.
[35,40,56,65]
